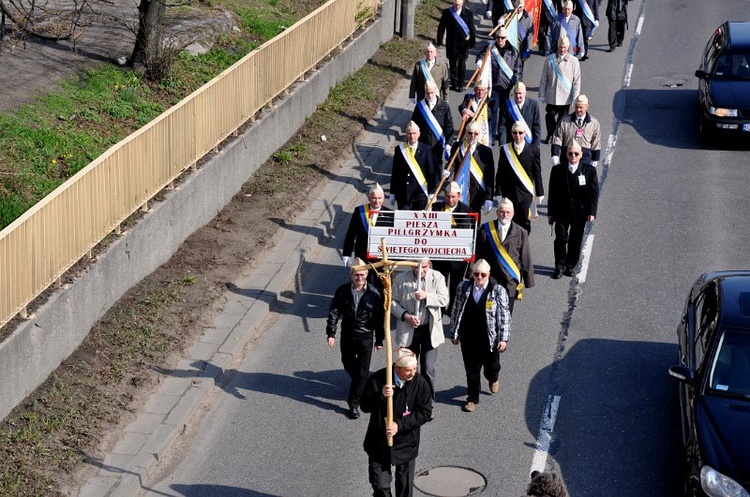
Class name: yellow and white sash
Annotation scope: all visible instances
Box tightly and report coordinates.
[400,143,429,198]
[502,144,538,219]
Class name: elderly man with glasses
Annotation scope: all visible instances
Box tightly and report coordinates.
[451,121,495,214]
[547,141,599,279]
[476,26,520,145]
[496,122,544,234]
[450,259,511,413]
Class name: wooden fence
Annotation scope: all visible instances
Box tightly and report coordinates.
[0,0,381,329]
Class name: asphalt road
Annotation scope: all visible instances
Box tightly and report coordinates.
[139,0,750,495]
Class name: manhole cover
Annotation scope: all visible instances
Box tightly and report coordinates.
[414,466,487,496]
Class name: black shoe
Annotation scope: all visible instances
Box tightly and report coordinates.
[581,55,588,61]
[617,42,623,47]
[552,270,563,279]
[542,137,550,144]
[563,268,575,277]
[607,47,615,53]
[349,406,360,419]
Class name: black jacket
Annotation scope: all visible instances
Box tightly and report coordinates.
[437,6,476,60]
[411,98,454,165]
[360,368,432,465]
[547,162,599,223]
[326,283,384,344]
[342,204,393,262]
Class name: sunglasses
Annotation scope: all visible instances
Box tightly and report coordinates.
[496,36,506,40]
[567,151,581,156]
[473,271,488,277]
[467,131,480,135]
[512,131,525,135]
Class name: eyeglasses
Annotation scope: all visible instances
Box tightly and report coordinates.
[473,272,488,277]
[496,36,506,40]
[467,131,480,135]
[512,131,525,135]
[567,151,581,156]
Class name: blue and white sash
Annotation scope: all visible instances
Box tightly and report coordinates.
[503,0,513,9]
[549,54,573,94]
[578,0,599,36]
[416,100,449,160]
[491,46,514,81]
[505,99,533,144]
[542,0,556,16]
[450,8,470,37]
[559,16,578,51]
[419,60,437,88]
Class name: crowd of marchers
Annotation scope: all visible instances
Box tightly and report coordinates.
[325,0,630,495]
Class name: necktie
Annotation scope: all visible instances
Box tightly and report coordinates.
[577,118,583,127]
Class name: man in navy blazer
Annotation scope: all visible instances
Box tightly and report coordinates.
[390,121,440,211]
[498,82,542,146]
[452,122,495,214]
[437,0,477,91]
[410,82,454,167]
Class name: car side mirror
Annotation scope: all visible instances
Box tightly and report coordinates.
[695,69,707,79]
[669,365,694,383]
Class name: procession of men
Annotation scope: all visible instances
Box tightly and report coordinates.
[327,1,610,494]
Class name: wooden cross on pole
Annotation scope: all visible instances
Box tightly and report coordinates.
[353,238,418,447]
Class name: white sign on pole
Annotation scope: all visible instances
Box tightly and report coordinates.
[367,211,478,261]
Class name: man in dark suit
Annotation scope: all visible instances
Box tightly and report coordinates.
[574,0,599,60]
[476,198,535,315]
[452,122,495,214]
[547,141,599,279]
[538,0,563,55]
[437,0,476,91]
[342,184,393,266]
[498,82,542,146]
[431,181,474,313]
[605,0,628,52]
[390,121,440,211]
[496,122,544,233]
[411,82,454,167]
[476,27,520,144]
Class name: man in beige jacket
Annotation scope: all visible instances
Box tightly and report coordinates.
[391,258,449,412]
[539,35,581,143]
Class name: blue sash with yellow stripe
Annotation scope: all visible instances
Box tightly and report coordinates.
[484,222,524,298]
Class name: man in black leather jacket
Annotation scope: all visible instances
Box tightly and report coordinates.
[326,259,385,419]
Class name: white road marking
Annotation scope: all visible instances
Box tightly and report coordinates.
[577,235,595,284]
[636,15,644,36]
[604,134,617,167]
[530,395,562,475]
[624,63,634,87]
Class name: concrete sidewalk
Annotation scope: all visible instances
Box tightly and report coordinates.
[78,78,416,497]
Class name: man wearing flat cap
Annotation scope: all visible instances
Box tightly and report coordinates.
[450,259,511,413]
[551,94,601,168]
[326,259,385,419]
[361,348,432,497]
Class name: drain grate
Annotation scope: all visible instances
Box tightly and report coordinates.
[413,466,487,496]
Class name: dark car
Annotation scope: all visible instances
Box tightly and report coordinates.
[669,271,750,496]
[694,21,750,142]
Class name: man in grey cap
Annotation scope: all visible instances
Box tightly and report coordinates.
[498,82,542,146]
[342,183,392,267]
[551,94,601,167]
[326,259,384,419]
[390,121,441,210]
[546,0,585,60]
[409,42,450,103]
[361,348,432,496]
[450,259,511,413]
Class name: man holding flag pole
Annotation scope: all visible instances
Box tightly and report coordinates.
[451,121,495,215]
